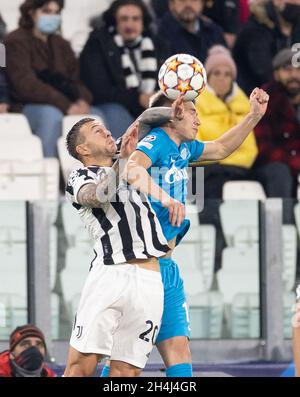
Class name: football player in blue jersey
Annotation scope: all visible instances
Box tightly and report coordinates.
[125,87,269,377]
[100,87,269,377]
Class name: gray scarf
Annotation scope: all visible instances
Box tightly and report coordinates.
[11,359,43,377]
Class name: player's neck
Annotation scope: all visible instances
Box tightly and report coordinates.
[163,127,182,147]
[84,156,113,168]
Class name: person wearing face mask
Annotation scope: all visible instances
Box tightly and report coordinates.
[4,0,104,158]
[234,0,300,95]
[0,325,56,377]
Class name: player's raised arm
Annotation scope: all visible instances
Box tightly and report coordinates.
[124,150,186,227]
[199,88,269,162]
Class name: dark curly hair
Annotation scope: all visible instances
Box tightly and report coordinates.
[19,0,64,30]
[103,0,152,31]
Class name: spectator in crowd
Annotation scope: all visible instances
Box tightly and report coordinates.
[202,0,240,48]
[156,0,226,62]
[195,45,258,270]
[234,0,300,94]
[80,0,170,139]
[5,0,103,157]
[196,45,258,199]
[0,325,56,377]
[151,0,240,47]
[0,13,9,113]
[254,47,300,195]
[195,45,294,269]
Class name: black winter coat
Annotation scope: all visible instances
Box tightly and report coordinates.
[80,27,171,117]
[233,1,300,94]
[157,11,226,62]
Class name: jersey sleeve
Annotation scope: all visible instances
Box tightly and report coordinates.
[188,140,205,162]
[66,167,98,204]
[136,131,165,166]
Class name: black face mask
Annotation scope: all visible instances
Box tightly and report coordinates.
[281,4,300,23]
[14,346,44,371]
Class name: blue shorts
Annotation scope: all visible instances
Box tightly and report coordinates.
[155,257,191,344]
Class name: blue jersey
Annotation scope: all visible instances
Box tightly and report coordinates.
[137,127,205,244]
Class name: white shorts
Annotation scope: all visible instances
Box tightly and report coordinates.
[70,261,164,369]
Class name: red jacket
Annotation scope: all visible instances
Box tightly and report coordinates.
[254,81,300,176]
[0,350,56,377]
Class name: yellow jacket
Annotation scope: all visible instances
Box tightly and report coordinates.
[195,84,258,169]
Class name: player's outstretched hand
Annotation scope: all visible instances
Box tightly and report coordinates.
[162,196,186,227]
[120,121,139,159]
[249,88,269,118]
[172,93,185,121]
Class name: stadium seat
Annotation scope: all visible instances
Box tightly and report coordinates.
[217,246,259,305]
[171,208,221,337]
[51,293,60,339]
[229,292,295,339]
[222,181,266,200]
[220,200,259,247]
[229,293,260,338]
[0,292,60,339]
[60,245,94,319]
[0,134,59,207]
[0,201,26,243]
[61,201,91,246]
[61,0,112,54]
[50,227,58,290]
[172,224,216,293]
[282,225,297,292]
[198,225,216,291]
[0,135,43,161]
[0,244,27,297]
[0,293,27,339]
[184,203,200,230]
[58,114,104,183]
[173,240,206,295]
[172,204,216,292]
[220,200,297,292]
[220,181,274,249]
[1,0,23,33]
[220,181,264,248]
[0,113,32,136]
[189,292,223,339]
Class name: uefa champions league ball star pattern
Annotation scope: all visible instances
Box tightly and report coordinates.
[158,54,207,101]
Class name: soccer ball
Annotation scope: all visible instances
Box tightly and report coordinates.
[158,54,207,101]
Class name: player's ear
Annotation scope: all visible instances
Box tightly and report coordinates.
[76,144,89,158]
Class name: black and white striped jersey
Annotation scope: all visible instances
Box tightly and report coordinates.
[66,166,170,265]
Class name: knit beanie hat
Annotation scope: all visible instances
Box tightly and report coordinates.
[272,48,296,70]
[205,45,237,79]
[10,325,46,352]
